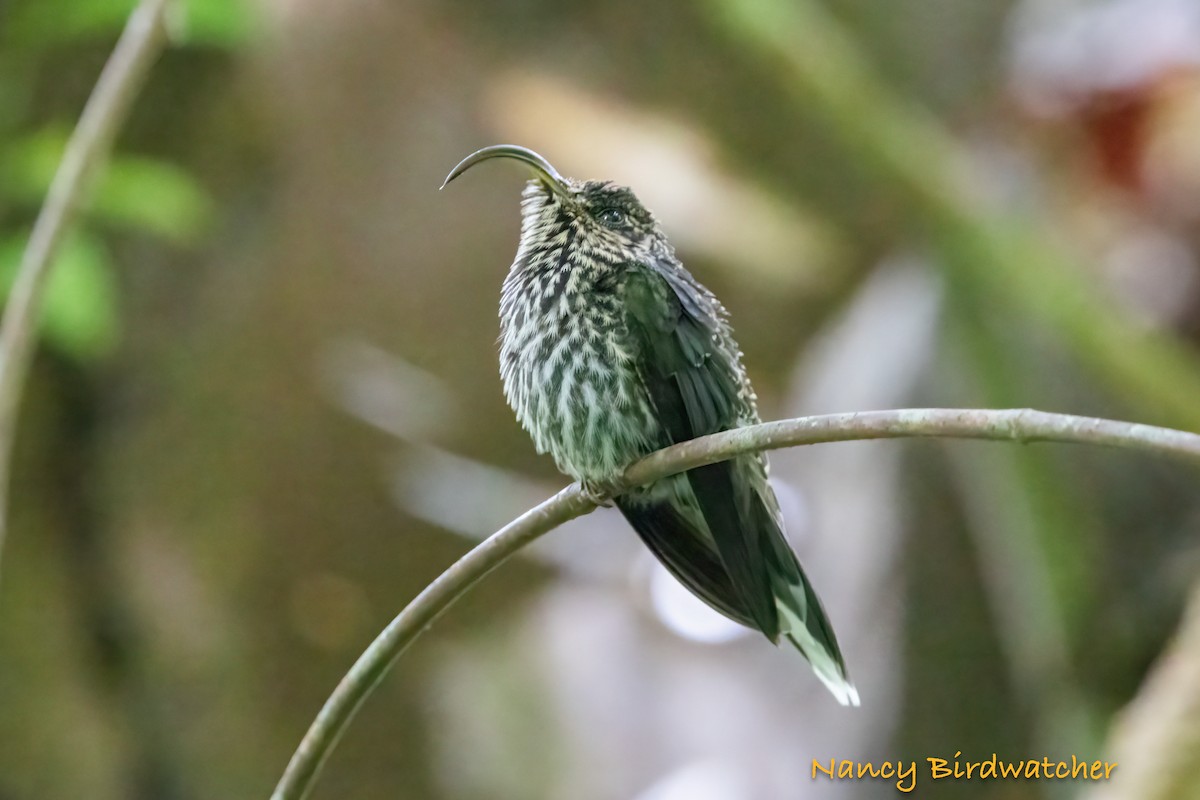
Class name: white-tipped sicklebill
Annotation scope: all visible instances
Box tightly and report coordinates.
[443,144,858,706]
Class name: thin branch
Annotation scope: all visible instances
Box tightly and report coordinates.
[0,0,172,579]
[270,407,1200,800]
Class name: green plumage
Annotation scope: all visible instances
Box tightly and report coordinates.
[445,145,858,706]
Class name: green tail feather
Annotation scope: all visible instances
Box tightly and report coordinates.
[776,595,859,707]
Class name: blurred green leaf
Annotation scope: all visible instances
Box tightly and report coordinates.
[92,154,213,243]
[0,231,120,361]
[3,0,253,48]
[0,128,212,244]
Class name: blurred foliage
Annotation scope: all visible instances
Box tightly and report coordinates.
[0,2,252,799]
[710,0,1200,434]
[1,0,1199,799]
[0,128,213,244]
[0,0,246,365]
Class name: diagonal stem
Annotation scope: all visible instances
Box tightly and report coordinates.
[0,0,172,582]
[270,407,1200,800]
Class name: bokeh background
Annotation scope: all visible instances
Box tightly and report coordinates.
[2,0,1200,798]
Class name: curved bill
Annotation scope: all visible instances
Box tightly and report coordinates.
[440,144,569,196]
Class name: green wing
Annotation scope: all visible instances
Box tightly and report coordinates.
[618,263,782,637]
[616,261,856,704]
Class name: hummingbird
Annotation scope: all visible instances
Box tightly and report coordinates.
[443,145,858,706]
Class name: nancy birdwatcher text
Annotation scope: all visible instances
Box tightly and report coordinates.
[812,753,1118,793]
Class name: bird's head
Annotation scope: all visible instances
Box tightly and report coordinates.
[442,144,670,269]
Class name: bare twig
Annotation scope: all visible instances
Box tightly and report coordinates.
[0,0,172,578]
[270,407,1200,800]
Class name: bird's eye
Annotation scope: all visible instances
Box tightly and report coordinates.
[597,207,626,228]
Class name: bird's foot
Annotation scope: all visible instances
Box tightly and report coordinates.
[579,478,623,508]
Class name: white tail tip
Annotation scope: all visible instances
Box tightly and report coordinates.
[816,671,860,707]
[777,599,861,707]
